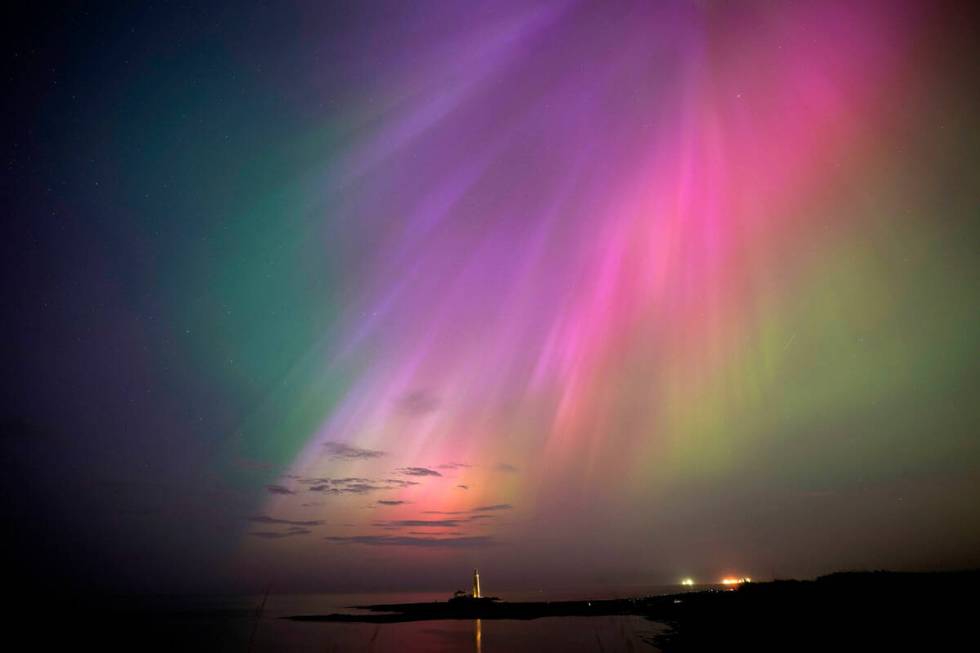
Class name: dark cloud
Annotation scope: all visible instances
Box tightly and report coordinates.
[457,485,469,490]
[495,463,518,473]
[437,462,471,470]
[248,516,324,527]
[396,467,442,477]
[379,519,464,528]
[342,483,387,494]
[377,500,407,506]
[307,477,420,495]
[377,513,499,529]
[265,485,295,495]
[408,531,463,536]
[323,442,386,460]
[309,483,383,494]
[424,505,511,514]
[383,479,420,487]
[325,535,494,548]
[249,528,312,539]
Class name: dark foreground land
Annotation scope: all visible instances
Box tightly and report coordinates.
[290,570,979,651]
[9,570,978,651]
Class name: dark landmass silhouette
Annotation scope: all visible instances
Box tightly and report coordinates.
[288,570,979,651]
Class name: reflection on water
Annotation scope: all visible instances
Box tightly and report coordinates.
[91,591,671,652]
[249,615,666,652]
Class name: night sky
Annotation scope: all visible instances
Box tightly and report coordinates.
[3,1,979,597]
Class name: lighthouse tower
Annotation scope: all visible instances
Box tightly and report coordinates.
[472,568,481,598]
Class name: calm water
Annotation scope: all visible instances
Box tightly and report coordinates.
[106,587,683,651]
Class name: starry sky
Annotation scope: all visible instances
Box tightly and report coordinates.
[3,0,979,595]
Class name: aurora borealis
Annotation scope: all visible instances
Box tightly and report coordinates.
[3,0,979,595]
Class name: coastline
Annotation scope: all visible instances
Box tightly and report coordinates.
[287,571,979,651]
[288,592,689,623]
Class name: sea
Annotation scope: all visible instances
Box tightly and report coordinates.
[97,585,687,651]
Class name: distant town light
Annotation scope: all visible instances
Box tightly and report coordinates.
[720,577,752,586]
[680,578,695,586]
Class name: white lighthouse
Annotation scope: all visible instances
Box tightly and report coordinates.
[472,568,481,598]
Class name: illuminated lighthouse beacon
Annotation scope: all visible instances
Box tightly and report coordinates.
[450,568,497,604]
